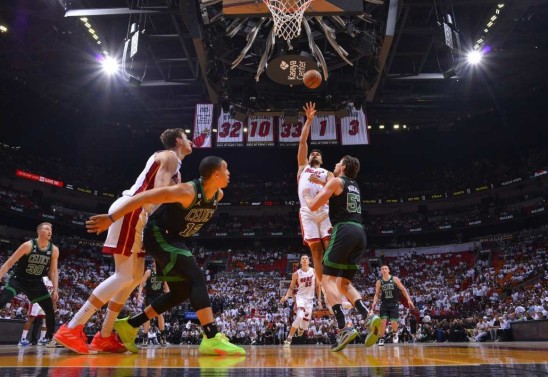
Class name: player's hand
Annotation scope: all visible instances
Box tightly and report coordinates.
[308,175,326,186]
[280,296,287,304]
[86,214,113,235]
[408,299,415,309]
[303,102,316,120]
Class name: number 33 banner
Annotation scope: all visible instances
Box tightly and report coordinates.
[217,110,244,147]
[340,106,370,145]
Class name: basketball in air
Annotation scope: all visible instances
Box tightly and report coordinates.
[303,70,322,89]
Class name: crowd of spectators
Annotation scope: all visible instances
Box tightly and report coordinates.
[0,228,546,346]
[1,144,546,202]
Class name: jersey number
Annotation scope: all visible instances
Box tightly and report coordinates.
[384,290,393,299]
[25,264,45,276]
[346,193,361,214]
[179,223,204,238]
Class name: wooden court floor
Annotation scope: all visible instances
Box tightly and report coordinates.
[0,342,546,376]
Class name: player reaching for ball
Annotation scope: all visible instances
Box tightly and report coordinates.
[297,102,334,287]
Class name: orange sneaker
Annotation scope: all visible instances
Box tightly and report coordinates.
[89,331,127,353]
[54,324,91,355]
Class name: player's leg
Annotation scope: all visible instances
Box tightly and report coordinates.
[158,314,167,346]
[390,316,399,343]
[19,315,34,346]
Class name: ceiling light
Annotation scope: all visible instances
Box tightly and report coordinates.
[490,15,497,21]
[403,125,407,129]
[467,50,483,65]
[80,17,88,22]
[88,28,96,34]
[185,129,191,134]
[101,56,119,75]
[379,125,385,129]
[0,25,7,33]
[84,22,91,28]
[497,3,505,8]
[393,124,400,129]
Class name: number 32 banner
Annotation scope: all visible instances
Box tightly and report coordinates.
[217,110,244,147]
[340,106,370,145]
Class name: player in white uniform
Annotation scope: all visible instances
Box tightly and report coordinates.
[280,255,321,347]
[55,129,193,354]
[297,102,334,285]
[18,277,54,346]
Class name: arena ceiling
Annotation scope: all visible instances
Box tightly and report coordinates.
[1,0,547,133]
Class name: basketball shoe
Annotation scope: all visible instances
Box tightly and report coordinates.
[113,317,138,353]
[89,331,127,353]
[364,315,381,347]
[331,327,358,352]
[54,324,93,354]
[198,333,246,356]
[18,339,30,346]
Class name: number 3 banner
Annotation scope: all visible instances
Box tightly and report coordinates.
[340,106,370,145]
[246,115,275,146]
[217,110,244,147]
[311,115,337,145]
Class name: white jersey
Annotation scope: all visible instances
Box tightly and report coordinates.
[295,267,316,301]
[298,165,329,212]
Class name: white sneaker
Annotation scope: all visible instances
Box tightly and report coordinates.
[18,339,30,346]
[283,340,291,348]
[378,338,385,346]
[393,334,399,344]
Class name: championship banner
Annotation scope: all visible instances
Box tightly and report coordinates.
[340,106,370,145]
[217,110,244,147]
[246,115,275,146]
[278,116,304,146]
[193,104,213,148]
[310,115,337,145]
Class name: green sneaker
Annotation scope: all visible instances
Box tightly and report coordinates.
[198,333,246,356]
[113,317,138,353]
[364,315,381,347]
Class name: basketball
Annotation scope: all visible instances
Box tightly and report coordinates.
[303,70,322,89]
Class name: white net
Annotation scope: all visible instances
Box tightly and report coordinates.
[264,0,314,41]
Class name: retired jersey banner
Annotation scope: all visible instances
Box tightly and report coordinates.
[193,104,213,148]
[217,110,244,147]
[278,117,304,146]
[310,115,337,145]
[246,115,275,146]
[340,106,370,145]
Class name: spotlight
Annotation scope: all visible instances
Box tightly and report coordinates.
[0,25,7,33]
[467,50,483,65]
[101,56,119,75]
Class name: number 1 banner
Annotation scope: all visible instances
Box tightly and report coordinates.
[193,104,213,148]
[340,106,370,145]
[217,110,244,147]
[278,117,304,146]
[246,115,275,146]
[310,115,337,145]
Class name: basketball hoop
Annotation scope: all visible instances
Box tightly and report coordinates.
[264,0,314,41]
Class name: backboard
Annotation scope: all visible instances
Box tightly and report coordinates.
[222,0,363,17]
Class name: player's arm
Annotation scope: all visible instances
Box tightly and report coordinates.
[309,170,335,187]
[86,183,196,235]
[163,282,170,293]
[154,151,181,187]
[297,102,317,173]
[280,271,298,304]
[48,246,60,303]
[371,280,381,312]
[394,276,415,309]
[137,269,151,302]
[0,241,32,281]
[315,277,323,309]
[307,177,343,211]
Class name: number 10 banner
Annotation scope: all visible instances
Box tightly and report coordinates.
[246,115,275,146]
[340,106,370,145]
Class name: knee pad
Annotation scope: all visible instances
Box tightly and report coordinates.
[292,308,306,328]
[92,272,134,304]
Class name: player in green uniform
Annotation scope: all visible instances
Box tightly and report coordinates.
[86,156,244,356]
[0,223,59,345]
[371,265,414,345]
[307,155,381,352]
